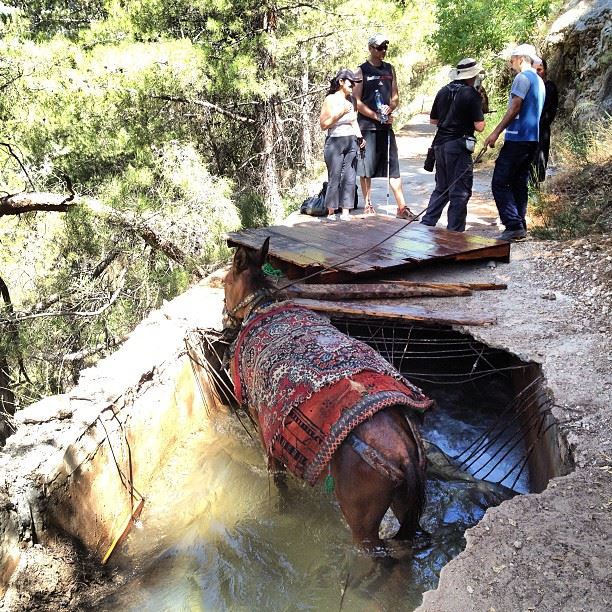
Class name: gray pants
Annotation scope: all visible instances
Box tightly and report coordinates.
[323,136,357,211]
[421,138,473,232]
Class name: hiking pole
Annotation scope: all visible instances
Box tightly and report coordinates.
[386,130,391,209]
[473,146,487,165]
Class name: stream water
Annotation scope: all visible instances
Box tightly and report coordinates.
[98,363,527,611]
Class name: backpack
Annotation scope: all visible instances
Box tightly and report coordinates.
[300,182,328,217]
[300,182,359,217]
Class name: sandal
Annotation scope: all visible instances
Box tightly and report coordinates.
[364,202,376,215]
[396,207,416,221]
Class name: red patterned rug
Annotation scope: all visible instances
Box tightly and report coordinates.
[231,302,433,485]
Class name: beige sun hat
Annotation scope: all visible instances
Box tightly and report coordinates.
[448,58,485,81]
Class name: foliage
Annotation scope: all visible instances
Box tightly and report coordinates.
[530,118,612,239]
[9,0,108,38]
[429,0,552,64]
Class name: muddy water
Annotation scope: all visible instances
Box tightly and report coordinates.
[98,388,521,611]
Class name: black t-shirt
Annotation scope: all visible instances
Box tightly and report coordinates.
[430,82,484,146]
[357,60,394,132]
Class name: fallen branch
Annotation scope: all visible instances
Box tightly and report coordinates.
[0,191,206,277]
[0,191,73,214]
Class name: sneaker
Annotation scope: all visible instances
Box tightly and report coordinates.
[341,210,351,221]
[396,207,417,221]
[500,228,527,241]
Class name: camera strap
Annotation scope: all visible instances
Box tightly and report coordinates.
[438,83,462,130]
[431,83,462,147]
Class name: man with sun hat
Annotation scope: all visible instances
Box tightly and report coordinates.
[483,43,545,241]
[421,58,486,232]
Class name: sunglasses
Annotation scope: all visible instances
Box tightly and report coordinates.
[375,44,388,51]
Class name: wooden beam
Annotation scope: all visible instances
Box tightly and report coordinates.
[284,282,472,300]
[378,280,507,291]
[292,298,496,326]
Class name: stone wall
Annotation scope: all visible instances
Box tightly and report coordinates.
[0,282,225,604]
[544,0,612,123]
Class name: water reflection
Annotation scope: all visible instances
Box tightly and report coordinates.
[98,395,517,611]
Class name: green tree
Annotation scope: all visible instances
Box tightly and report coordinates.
[430,0,552,64]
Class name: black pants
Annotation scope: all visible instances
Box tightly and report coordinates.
[421,138,473,232]
[323,136,358,210]
[492,140,538,231]
[532,124,552,183]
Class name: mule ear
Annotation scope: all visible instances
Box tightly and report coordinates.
[233,246,249,273]
[258,237,270,267]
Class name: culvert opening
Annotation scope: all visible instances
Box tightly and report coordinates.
[93,318,574,610]
[331,317,574,495]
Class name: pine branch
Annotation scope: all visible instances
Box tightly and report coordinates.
[153,94,256,123]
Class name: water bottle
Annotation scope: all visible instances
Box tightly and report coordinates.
[374,89,387,124]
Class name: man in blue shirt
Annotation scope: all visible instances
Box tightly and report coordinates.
[484,44,545,241]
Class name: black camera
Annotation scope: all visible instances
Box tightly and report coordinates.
[424,147,435,172]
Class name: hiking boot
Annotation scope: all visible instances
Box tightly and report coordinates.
[500,228,527,241]
[396,207,417,221]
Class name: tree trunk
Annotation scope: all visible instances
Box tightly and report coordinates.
[259,5,284,224]
[300,51,313,170]
[260,98,284,224]
[0,277,17,446]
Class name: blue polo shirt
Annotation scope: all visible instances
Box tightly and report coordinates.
[505,67,545,142]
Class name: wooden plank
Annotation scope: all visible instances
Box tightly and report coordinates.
[276,222,451,270]
[284,282,472,300]
[292,298,496,326]
[464,283,507,291]
[319,219,460,260]
[227,228,336,269]
[229,222,480,266]
[380,280,508,292]
[312,217,510,264]
[260,224,403,272]
[355,217,509,259]
[230,226,392,273]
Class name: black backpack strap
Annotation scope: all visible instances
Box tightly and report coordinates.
[438,83,462,129]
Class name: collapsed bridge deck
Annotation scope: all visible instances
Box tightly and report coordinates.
[226,215,510,282]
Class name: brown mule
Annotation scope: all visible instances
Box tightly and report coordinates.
[223,238,430,554]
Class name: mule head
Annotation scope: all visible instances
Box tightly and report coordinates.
[224,237,270,322]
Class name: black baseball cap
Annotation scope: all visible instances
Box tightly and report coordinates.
[335,68,362,83]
